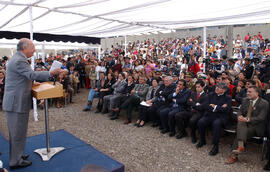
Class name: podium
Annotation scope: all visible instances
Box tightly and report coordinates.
[32,82,65,161]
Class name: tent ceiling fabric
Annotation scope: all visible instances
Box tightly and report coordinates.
[0,0,270,38]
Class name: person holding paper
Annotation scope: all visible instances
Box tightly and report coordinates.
[2,38,64,169]
[135,78,160,127]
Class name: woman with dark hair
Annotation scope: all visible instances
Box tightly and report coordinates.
[135,78,160,127]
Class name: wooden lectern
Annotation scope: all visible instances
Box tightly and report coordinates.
[32,82,65,161]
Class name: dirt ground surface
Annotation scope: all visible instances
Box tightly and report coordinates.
[0,88,267,172]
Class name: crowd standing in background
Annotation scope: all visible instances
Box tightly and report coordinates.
[1,32,270,170]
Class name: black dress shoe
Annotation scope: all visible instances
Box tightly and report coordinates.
[264,161,270,171]
[110,115,119,120]
[196,141,206,148]
[169,132,175,137]
[160,129,169,134]
[159,126,163,130]
[10,160,32,170]
[95,110,101,113]
[82,108,90,111]
[22,154,29,160]
[102,109,109,114]
[209,145,219,156]
[191,136,197,144]
[151,123,159,127]
[176,132,187,139]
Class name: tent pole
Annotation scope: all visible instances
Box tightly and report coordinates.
[124,35,127,56]
[29,6,39,122]
[98,46,101,61]
[42,41,45,63]
[203,26,207,73]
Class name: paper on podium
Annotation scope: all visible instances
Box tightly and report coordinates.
[140,101,150,107]
[50,60,62,71]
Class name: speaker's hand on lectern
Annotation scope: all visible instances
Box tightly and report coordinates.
[50,69,68,76]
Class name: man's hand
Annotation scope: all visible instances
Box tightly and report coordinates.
[130,90,135,94]
[33,82,41,87]
[146,100,152,104]
[50,69,67,76]
[222,104,227,108]
[238,115,248,122]
[209,104,216,108]
[175,87,180,94]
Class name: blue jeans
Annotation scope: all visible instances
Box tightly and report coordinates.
[88,89,99,101]
[85,89,99,109]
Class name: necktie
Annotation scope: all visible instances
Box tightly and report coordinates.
[196,93,200,100]
[246,100,253,119]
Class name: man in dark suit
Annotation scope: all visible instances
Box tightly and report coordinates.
[175,80,207,143]
[159,79,191,137]
[149,76,175,128]
[3,38,63,169]
[226,86,269,164]
[196,82,232,156]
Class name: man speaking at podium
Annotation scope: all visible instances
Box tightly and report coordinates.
[2,38,63,169]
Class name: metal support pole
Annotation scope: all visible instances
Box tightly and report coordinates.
[44,99,50,152]
[203,26,207,73]
[98,46,101,61]
[124,35,127,56]
[29,5,39,121]
[34,99,65,161]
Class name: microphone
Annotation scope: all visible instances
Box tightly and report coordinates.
[40,62,57,85]
[40,61,49,71]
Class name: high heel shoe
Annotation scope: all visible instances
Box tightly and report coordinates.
[134,120,141,127]
[138,121,145,127]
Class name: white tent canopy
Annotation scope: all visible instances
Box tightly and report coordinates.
[0,38,97,49]
[1,0,270,38]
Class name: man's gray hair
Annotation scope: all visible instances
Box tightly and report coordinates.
[216,82,228,90]
[165,76,173,82]
[17,39,29,51]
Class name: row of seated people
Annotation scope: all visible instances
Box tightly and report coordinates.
[82,72,270,170]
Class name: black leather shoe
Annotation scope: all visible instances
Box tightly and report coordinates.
[10,160,32,170]
[109,112,115,117]
[160,129,169,134]
[176,132,187,139]
[22,154,29,160]
[209,145,219,156]
[169,132,175,137]
[264,161,270,171]
[159,126,163,130]
[110,115,119,120]
[151,123,158,127]
[191,136,197,144]
[196,141,206,148]
[102,109,109,114]
[82,108,90,111]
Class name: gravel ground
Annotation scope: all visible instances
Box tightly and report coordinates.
[0,88,267,172]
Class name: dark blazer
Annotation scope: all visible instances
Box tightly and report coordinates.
[238,97,269,136]
[203,92,232,127]
[187,91,207,112]
[155,84,175,105]
[168,87,191,111]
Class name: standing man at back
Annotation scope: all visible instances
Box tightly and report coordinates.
[3,38,63,169]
